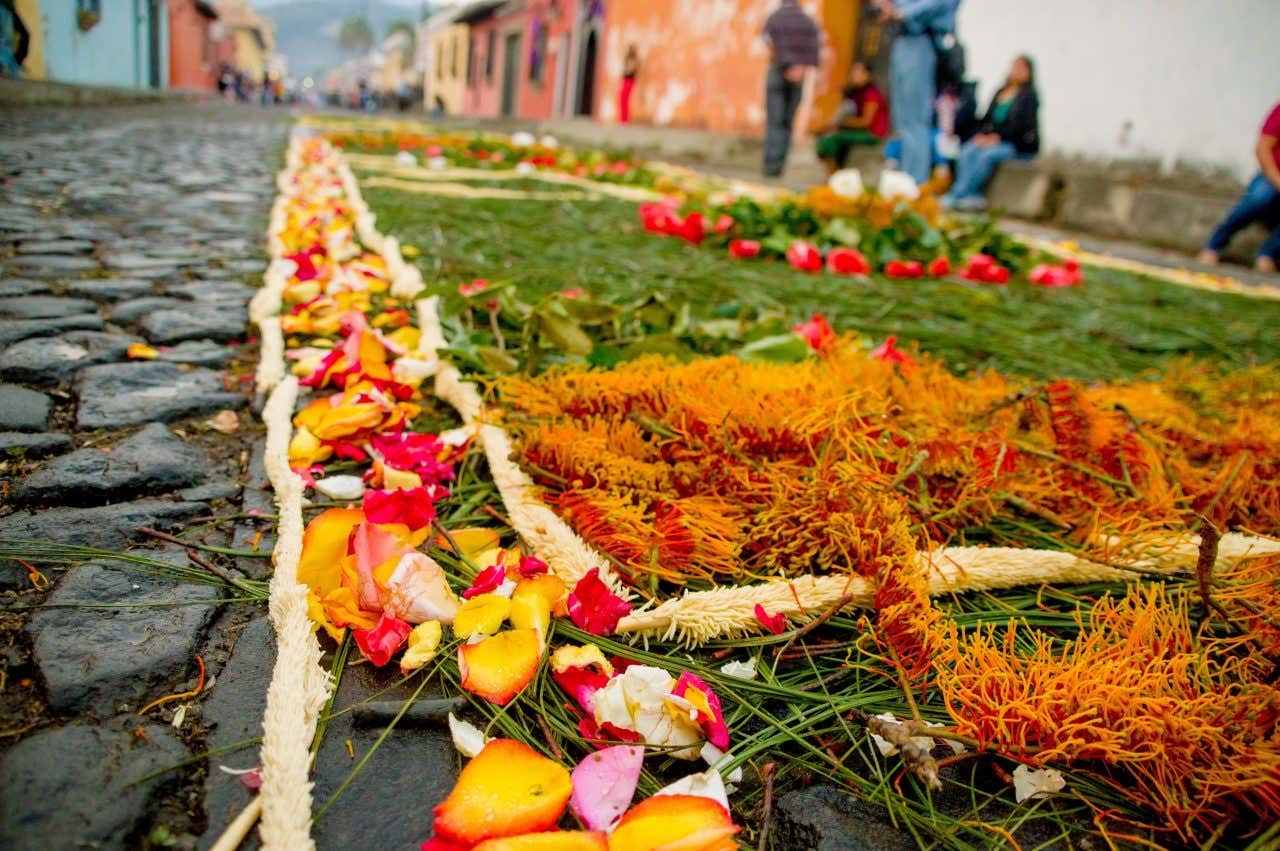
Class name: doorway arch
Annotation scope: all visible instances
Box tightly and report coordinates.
[573,25,598,116]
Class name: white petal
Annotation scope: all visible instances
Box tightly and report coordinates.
[394,151,418,167]
[539,135,558,149]
[699,743,743,789]
[392,357,439,381]
[448,713,489,758]
[655,769,730,810]
[828,168,864,199]
[313,475,365,501]
[511,131,537,147]
[717,659,757,680]
[1012,764,1067,802]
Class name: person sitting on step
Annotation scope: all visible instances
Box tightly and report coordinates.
[816,62,891,176]
[1197,100,1280,275]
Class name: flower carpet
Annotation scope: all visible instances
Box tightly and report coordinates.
[234,123,1280,850]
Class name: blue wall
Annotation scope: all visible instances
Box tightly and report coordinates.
[40,1,168,89]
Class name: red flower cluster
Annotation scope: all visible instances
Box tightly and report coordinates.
[1028,259,1084,287]
[959,254,1011,285]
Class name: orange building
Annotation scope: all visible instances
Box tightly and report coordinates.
[169,0,221,91]
[597,0,859,135]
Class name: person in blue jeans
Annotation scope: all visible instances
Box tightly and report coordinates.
[0,0,30,78]
[1198,102,1280,274]
[761,0,820,177]
[942,55,1040,211]
[875,0,960,186]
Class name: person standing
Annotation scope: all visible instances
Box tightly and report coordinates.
[619,45,639,124]
[1198,101,1280,275]
[762,0,820,178]
[0,0,30,78]
[875,0,960,186]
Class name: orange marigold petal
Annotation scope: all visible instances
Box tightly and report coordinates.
[472,831,609,851]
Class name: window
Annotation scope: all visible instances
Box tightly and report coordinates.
[436,43,444,81]
[453,34,461,79]
[465,33,474,84]
[528,21,548,85]
[485,29,496,82]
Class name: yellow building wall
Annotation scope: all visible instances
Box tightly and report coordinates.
[427,24,469,114]
[598,0,858,135]
[233,30,265,80]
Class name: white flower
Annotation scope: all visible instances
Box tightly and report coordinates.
[868,712,935,757]
[394,150,418,167]
[515,161,535,175]
[382,552,461,624]
[717,659,757,680]
[539,134,558,149]
[511,131,536,147]
[427,156,449,171]
[593,665,703,759]
[655,769,730,810]
[828,168,865,199]
[877,169,920,201]
[1012,765,1066,802]
[312,475,365,501]
[448,712,490,758]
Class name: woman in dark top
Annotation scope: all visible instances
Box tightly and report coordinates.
[942,55,1040,210]
[815,61,890,175]
[619,45,639,124]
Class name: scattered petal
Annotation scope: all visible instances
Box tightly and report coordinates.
[313,475,365,501]
[1012,764,1067,802]
[753,603,787,635]
[569,744,644,832]
[432,739,572,845]
[566,568,632,636]
[717,660,756,680]
[608,795,738,851]
[458,628,541,705]
[655,768,730,811]
[447,712,490,758]
[399,620,443,674]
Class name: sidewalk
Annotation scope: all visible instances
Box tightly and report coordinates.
[422,110,1278,289]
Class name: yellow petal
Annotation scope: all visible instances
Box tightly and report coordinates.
[454,594,512,638]
[400,620,442,674]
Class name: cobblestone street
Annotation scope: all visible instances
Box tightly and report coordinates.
[0,103,287,851]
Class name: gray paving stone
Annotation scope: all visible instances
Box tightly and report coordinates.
[0,384,51,431]
[155,340,237,366]
[66,278,154,300]
[0,278,51,296]
[0,313,105,344]
[16,422,207,506]
[201,616,274,848]
[61,329,142,361]
[75,362,245,428]
[167,280,258,304]
[15,238,95,255]
[141,305,247,344]
[107,296,187,325]
[774,786,916,851]
[0,336,91,383]
[0,295,98,320]
[0,723,186,851]
[6,254,99,275]
[0,431,73,458]
[0,498,207,590]
[176,480,240,502]
[27,552,221,715]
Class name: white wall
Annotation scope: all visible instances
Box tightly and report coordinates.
[956,0,1280,179]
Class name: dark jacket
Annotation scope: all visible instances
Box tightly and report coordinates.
[979,85,1040,156]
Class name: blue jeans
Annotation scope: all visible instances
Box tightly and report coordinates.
[889,34,937,185]
[1205,174,1280,261]
[884,131,952,170]
[945,140,1018,201]
[764,66,804,176]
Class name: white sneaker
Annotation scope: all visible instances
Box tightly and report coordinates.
[953,196,988,212]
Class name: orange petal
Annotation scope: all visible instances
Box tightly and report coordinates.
[458,628,541,705]
[298,508,365,596]
[433,739,572,845]
[608,796,739,851]
[473,831,609,851]
[454,594,512,638]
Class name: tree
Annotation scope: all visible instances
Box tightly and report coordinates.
[338,16,374,54]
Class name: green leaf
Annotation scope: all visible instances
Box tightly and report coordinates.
[737,333,811,363]
[560,297,624,325]
[475,346,519,373]
[535,310,594,355]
